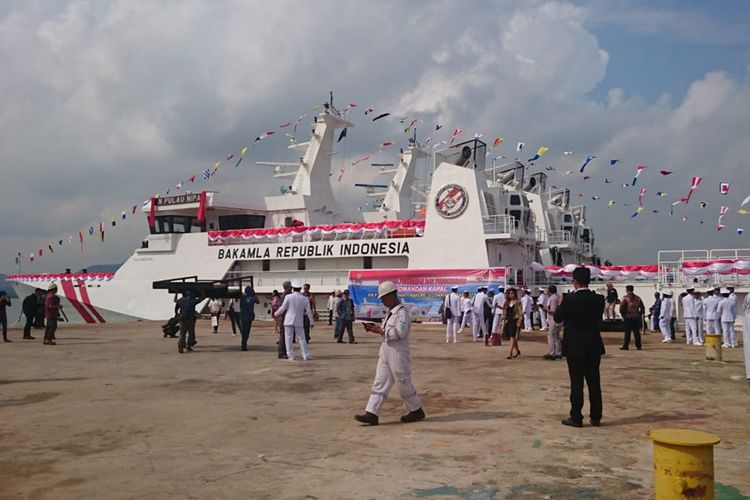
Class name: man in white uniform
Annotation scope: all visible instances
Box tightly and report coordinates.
[543,285,562,359]
[693,290,705,344]
[471,287,491,342]
[274,280,313,361]
[681,287,700,345]
[742,293,750,390]
[521,289,533,332]
[703,287,720,334]
[355,281,425,426]
[491,286,505,336]
[537,288,549,330]
[717,288,736,348]
[457,291,473,336]
[444,286,461,343]
[659,290,674,343]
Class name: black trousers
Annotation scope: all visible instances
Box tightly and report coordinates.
[228,311,239,334]
[24,313,34,337]
[240,318,253,348]
[622,318,641,349]
[328,310,333,325]
[336,319,354,343]
[44,318,58,341]
[277,330,286,358]
[566,356,602,423]
[303,315,311,342]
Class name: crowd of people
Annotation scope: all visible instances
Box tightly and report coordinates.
[0,284,62,344]
[442,284,565,361]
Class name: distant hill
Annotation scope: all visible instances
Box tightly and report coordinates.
[78,263,122,274]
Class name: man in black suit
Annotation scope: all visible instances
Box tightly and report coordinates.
[553,267,606,428]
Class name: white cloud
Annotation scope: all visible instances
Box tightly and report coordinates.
[0,0,748,274]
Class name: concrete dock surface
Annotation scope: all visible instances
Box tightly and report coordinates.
[1,321,749,499]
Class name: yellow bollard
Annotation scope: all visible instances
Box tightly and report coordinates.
[648,428,721,499]
[704,334,722,361]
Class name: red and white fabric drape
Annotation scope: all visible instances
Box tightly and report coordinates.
[7,273,115,282]
[542,264,660,280]
[208,219,425,244]
[681,260,750,276]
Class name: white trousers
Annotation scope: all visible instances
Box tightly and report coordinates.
[684,318,699,344]
[365,345,421,416]
[458,311,472,333]
[539,309,548,330]
[491,314,503,334]
[696,318,704,342]
[472,312,487,338]
[523,312,532,330]
[445,317,460,342]
[743,312,750,379]
[284,325,310,360]
[706,318,721,334]
[722,321,736,347]
[659,318,672,341]
[547,321,562,356]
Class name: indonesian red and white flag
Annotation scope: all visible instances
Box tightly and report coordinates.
[680,176,702,204]
[632,165,646,186]
[717,206,729,231]
[449,128,462,146]
[638,188,647,207]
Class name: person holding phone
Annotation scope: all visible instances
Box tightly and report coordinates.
[355,281,425,426]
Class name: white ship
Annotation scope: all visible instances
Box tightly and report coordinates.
[8,95,748,323]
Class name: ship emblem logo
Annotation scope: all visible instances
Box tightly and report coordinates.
[435,184,468,219]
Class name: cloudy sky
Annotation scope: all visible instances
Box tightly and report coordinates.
[1,0,749,274]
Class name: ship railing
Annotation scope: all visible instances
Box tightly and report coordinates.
[535,228,548,245]
[209,227,422,246]
[224,269,349,289]
[482,214,518,235]
[657,248,750,286]
[547,230,573,246]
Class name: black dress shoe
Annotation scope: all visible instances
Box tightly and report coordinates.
[619,347,629,351]
[590,419,601,427]
[278,355,288,359]
[400,407,426,423]
[241,346,248,351]
[354,412,379,426]
[561,418,583,428]
[542,354,552,360]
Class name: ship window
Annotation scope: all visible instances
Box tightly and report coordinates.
[219,214,266,230]
[150,215,203,234]
[363,256,373,269]
[262,259,270,271]
[509,194,521,205]
[297,258,306,271]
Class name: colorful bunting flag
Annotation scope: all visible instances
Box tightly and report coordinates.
[528,146,549,162]
[202,168,211,180]
[372,113,390,122]
[579,155,595,173]
[189,175,196,183]
[719,182,730,195]
[337,128,347,143]
[516,142,524,152]
[739,208,750,215]
[741,194,750,207]
[681,176,702,204]
[632,165,646,186]
[638,188,647,207]
[491,137,503,149]
[738,228,745,235]
[610,159,619,166]
[717,206,729,231]
[449,128,462,146]
[659,170,672,175]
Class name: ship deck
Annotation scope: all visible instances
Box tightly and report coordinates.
[1,321,748,499]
